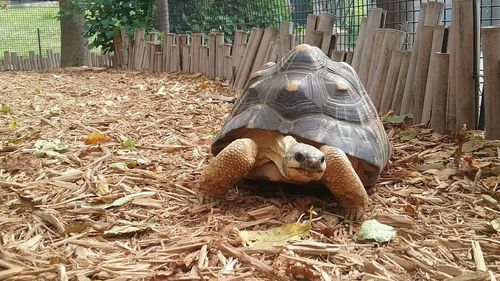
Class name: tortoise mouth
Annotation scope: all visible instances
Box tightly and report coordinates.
[286,167,324,183]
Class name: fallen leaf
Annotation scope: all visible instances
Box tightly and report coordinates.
[65,220,92,234]
[198,81,210,89]
[95,178,110,196]
[104,220,157,237]
[108,162,129,171]
[454,124,467,168]
[0,153,41,173]
[33,139,68,158]
[127,160,138,169]
[237,222,311,247]
[490,218,500,232]
[84,132,111,145]
[81,191,156,209]
[382,114,413,124]
[357,220,396,243]
[8,120,17,128]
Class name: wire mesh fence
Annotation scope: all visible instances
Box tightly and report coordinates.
[0,0,59,56]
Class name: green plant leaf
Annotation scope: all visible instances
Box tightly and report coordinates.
[382,114,414,124]
[357,219,396,243]
[1,104,12,113]
[122,138,136,149]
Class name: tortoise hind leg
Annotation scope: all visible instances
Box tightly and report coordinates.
[320,146,369,221]
[197,138,258,201]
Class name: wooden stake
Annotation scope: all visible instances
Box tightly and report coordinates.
[391,51,412,114]
[412,26,443,124]
[357,8,385,86]
[217,44,231,79]
[170,44,180,72]
[3,51,11,70]
[482,26,500,139]
[400,2,444,114]
[330,50,346,62]
[369,29,405,109]
[379,50,404,113]
[345,51,353,64]
[234,28,264,90]
[208,33,217,78]
[223,55,232,81]
[317,13,336,54]
[351,17,367,71]
[233,30,247,71]
[190,33,203,73]
[304,14,321,47]
[250,27,277,75]
[420,26,447,124]
[428,52,450,134]
[450,0,478,130]
[162,33,174,72]
[279,21,294,59]
[214,33,225,78]
[199,45,208,76]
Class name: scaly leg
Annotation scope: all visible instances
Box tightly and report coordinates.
[197,138,258,201]
[320,145,369,221]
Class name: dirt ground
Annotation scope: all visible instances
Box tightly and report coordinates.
[0,68,499,281]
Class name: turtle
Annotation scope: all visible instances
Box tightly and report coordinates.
[197,44,391,220]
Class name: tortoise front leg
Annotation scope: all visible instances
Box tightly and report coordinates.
[320,145,369,221]
[197,138,258,201]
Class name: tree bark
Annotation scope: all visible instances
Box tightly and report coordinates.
[60,0,88,67]
[155,0,169,33]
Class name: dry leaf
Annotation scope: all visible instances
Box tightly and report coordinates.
[236,222,311,247]
[82,191,156,209]
[84,132,111,145]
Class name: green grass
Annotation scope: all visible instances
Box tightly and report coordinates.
[0,6,61,57]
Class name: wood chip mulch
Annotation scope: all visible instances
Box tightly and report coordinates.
[0,68,499,281]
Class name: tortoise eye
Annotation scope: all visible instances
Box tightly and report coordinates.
[294,152,306,163]
[320,156,325,163]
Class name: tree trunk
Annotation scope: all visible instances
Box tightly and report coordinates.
[60,0,88,67]
[155,0,169,33]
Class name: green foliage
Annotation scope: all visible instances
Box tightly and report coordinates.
[170,0,291,38]
[59,0,155,53]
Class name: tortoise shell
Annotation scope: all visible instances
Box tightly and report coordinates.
[212,44,390,179]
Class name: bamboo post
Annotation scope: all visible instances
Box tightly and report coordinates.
[28,51,36,70]
[351,17,367,71]
[234,28,264,90]
[391,51,412,114]
[450,0,478,130]
[0,59,3,72]
[482,26,500,139]
[428,53,450,133]
[357,8,385,86]
[379,50,404,113]
[304,14,322,47]
[250,27,277,75]
[420,26,447,124]
[366,30,385,93]
[400,2,444,114]
[10,52,18,70]
[412,26,443,124]
[190,33,203,73]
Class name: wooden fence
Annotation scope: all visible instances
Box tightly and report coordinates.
[1,0,499,139]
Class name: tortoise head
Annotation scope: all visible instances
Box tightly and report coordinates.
[281,136,326,182]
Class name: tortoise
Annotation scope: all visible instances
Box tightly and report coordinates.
[197,44,391,220]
